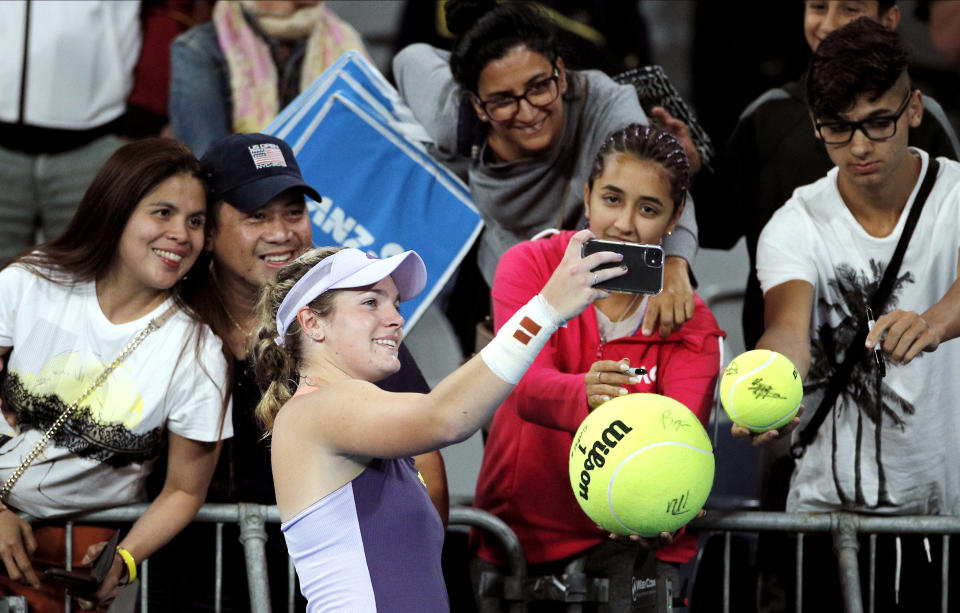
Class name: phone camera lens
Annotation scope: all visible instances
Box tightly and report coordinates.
[645,249,663,268]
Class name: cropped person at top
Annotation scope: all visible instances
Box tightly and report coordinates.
[695,0,959,350]
[253,228,630,610]
[0,0,140,265]
[145,132,447,613]
[170,0,368,157]
[471,124,724,612]
[394,0,703,337]
[0,139,231,612]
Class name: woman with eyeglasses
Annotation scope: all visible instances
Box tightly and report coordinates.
[394,0,703,338]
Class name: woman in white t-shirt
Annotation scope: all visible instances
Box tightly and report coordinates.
[0,138,231,611]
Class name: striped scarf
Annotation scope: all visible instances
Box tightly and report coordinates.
[213,1,368,133]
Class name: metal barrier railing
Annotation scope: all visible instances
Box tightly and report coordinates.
[29,503,280,613]
[25,505,960,613]
[687,511,960,613]
[25,504,519,613]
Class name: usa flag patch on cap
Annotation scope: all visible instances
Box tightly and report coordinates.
[249,143,287,169]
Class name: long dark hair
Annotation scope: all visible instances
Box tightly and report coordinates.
[11,138,208,286]
[7,138,231,427]
[447,0,561,94]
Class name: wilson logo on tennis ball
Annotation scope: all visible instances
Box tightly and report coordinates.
[568,394,714,537]
[573,419,633,500]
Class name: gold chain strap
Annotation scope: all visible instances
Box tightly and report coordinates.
[0,304,179,502]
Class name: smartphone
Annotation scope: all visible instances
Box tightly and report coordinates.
[581,239,664,295]
[40,568,100,594]
[41,529,118,595]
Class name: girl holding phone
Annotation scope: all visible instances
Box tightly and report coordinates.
[470,124,725,611]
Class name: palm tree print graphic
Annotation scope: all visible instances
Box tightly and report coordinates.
[805,260,915,508]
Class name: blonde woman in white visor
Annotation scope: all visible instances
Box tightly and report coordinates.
[251,235,623,611]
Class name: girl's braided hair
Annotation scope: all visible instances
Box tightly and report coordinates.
[588,123,691,208]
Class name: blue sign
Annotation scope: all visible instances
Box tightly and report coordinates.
[265,55,481,329]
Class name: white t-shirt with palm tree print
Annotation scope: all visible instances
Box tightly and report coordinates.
[758,148,960,515]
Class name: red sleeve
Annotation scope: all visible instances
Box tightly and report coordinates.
[127,1,194,118]
[491,236,590,434]
[657,330,721,427]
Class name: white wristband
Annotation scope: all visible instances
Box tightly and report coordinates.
[480,294,564,385]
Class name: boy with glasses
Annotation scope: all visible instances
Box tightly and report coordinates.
[697,0,959,351]
[742,18,960,610]
[814,86,913,145]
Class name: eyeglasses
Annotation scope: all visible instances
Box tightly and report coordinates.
[476,68,561,123]
[815,90,914,145]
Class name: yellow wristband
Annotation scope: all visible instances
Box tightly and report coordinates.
[115,546,137,584]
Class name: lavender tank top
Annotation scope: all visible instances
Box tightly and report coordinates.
[281,456,448,612]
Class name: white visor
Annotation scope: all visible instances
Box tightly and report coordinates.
[274,248,427,345]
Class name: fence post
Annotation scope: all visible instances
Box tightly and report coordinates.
[562,556,587,613]
[449,507,527,613]
[833,513,863,613]
[238,503,271,612]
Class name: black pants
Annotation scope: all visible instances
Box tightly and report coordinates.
[776,532,958,613]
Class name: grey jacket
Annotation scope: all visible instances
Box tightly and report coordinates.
[394,44,698,285]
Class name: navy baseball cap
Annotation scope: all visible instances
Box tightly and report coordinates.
[200,133,321,213]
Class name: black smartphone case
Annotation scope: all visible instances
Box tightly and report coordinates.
[41,530,119,594]
[582,239,664,295]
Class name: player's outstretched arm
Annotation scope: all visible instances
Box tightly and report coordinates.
[731,280,813,447]
[294,230,626,458]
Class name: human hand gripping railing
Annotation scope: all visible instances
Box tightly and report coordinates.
[18,503,277,613]
[19,504,525,613]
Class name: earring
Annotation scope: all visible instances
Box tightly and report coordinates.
[665,230,673,236]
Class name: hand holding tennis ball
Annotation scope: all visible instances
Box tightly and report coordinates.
[569,393,714,537]
[722,350,804,444]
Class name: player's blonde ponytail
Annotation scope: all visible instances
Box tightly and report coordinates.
[252,246,345,432]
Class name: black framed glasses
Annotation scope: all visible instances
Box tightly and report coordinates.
[476,68,561,123]
[815,89,914,145]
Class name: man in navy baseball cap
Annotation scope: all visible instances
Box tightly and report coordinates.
[148,133,448,608]
[201,132,321,290]
[202,132,321,213]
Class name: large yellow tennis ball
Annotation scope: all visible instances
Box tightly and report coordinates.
[720,349,803,432]
[568,393,714,537]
